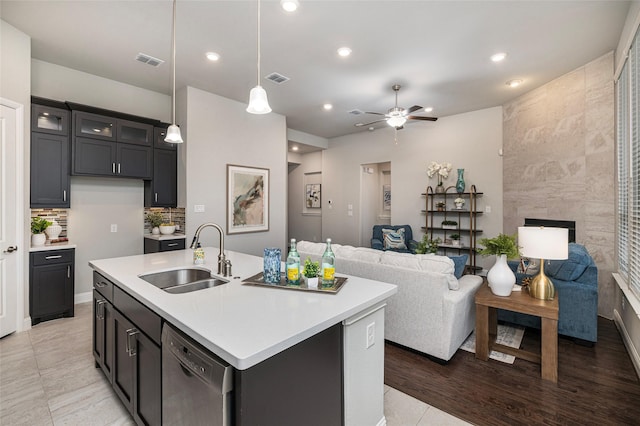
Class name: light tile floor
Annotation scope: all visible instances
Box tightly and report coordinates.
[1,302,470,426]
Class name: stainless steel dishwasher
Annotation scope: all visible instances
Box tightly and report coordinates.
[162,324,233,426]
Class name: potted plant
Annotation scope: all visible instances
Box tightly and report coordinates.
[454,197,465,209]
[427,161,452,194]
[478,233,520,296]
[442,220,458,230]
[450,234,461,246]
[415,236,441,254]
[435,201,446,212]
[302,257,320,288]
[146,211,164,235]
[31,217,51,246]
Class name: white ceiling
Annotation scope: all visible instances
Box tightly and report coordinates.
[1,1,630,139]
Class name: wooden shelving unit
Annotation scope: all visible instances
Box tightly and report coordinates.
[421,185,483,273]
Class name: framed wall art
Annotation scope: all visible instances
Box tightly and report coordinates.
[383,184,391,211]
[227,164,269,234]
[306,183,321,208]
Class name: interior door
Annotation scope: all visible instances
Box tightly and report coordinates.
[0,101,22,337]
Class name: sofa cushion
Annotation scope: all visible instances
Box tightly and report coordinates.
[545,243,591,281]
[352,247,382,263]
[380,251,420,269]
[414,254,455,275]
[448,254,468,279]
[382,228,407,250]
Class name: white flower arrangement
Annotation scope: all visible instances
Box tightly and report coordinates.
[427,162,453,186]
[454,197,465,204]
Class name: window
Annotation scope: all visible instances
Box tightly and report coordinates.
[617,27,640,298]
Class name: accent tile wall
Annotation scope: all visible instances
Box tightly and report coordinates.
[31,209,68,238]
[143,207,185,234]
[503,52,615,318]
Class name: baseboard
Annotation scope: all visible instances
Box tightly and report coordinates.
[376,416,387,426]
[613,309,640,379]
[22,317,32,331]
[75,291,92,305]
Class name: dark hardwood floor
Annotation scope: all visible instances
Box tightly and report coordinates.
[385,317,640,425]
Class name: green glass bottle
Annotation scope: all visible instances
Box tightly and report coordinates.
[286,238,301,285]
[321,238,336,288]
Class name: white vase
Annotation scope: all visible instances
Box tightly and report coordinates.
[45,220,62,240]
[152,227,160,235]
[304,276,319,289]
[487,254,515,296]
[31,233,46,246]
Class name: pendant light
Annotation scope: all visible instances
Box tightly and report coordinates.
[246,0,272,114]
[165,0,184,143]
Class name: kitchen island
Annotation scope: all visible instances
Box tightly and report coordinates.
[89,247,397,426]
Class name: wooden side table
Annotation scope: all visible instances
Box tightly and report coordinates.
[475,284,559,383]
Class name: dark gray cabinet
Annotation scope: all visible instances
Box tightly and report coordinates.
[29,249,75,325]
[72,111,153,179]
[93,290,114,383]
[143,237,185,254]
[30,101,70,208]
[144,127,177,207]
[101,281,162,426]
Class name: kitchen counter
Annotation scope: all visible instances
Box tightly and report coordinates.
[30,242,77,252]
[89,247,397,370]
[143,233,186,241]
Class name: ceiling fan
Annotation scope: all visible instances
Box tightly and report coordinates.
[354,84,438,130]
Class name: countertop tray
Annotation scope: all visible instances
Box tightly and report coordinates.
[242,272,347,294]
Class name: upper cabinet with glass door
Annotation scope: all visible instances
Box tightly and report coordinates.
[31,104,69,136]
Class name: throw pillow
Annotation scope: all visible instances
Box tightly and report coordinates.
[447,254,468,279]
[382,228,407,250]
[545,243,591,281]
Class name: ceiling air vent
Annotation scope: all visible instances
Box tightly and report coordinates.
[135,53,165,67]
[265,72,290,84]
[348,109,364,115]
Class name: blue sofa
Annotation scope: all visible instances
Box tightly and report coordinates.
[371,225,418,254]
[498,243,598,344]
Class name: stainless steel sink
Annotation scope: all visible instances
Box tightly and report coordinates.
[139,268,212,289]
[164,278,229,294]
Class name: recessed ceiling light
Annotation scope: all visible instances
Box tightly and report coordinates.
[206,52,220,61]
[292,145,299,151]
[424,107,433,113]
[506,79,523,88]
[337,47,352,57]
[281,0,299,12]
[323,103,333,110]
[491,52,507,62]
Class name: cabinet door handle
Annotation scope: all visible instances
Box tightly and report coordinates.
[125,328,139,357]
[45,255,62,260]
[167,243,178,247]
[112,163,116,174]
[67,265,71,278]
[63,190,67,202]
[95,281,107,288]
[96,300,105,320]
[117,163,121,174]
[155,193,158,202]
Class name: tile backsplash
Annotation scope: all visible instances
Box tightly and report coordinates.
[143,207,185,234]
[31,209,68,237]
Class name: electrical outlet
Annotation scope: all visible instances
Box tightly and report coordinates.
[485,205,492,213]
[110,224,117,233]
[366,322,375,348]
[194,204,205,213]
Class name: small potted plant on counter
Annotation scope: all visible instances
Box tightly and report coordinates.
[146,211,164,235]
[302,257,320,289]
[31,217,51,246]
[450,234,461,246]
[478,233,520,297]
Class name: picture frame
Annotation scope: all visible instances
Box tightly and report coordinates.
[383,184,391,211]
[306,183,321,208]
[227,164,269,234]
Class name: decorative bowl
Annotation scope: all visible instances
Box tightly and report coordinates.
[159,225,176,235]
[45,221,62,239]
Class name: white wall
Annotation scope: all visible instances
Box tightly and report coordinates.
[31,60,172,299]
[288,150,323,243]
[322,107,503,270]
[184,86,287,257]
[1,19,31,322]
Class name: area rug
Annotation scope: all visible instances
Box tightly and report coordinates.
[460,324,525,364]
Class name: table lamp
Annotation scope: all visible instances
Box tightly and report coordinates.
[517,226,568,300]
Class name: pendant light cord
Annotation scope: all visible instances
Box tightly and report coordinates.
[171,0,177,123]
[256,0,261,85]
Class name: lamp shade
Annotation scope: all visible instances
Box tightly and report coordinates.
[164,124,184,144]
[518,226,568,260]
[387,115,407,128]
[246,85,272,114]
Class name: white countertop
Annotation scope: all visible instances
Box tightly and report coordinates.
[89,248,397,370]
[30,242,77,252]
[144,233,186,241]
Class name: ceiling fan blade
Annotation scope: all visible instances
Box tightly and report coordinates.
[405,105,423,115]
[363,111,386,116]
[355,118,388,127]
[407,115,438,121]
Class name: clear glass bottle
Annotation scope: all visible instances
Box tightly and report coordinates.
[321,238,336,288]
[286,238,301,285]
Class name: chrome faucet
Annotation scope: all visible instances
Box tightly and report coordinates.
[190,223,231,277]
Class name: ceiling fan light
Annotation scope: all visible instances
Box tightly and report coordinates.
[164,124,184,143]
[280,0,299,12]
[247,85,272,114]
[387,116,407,128]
